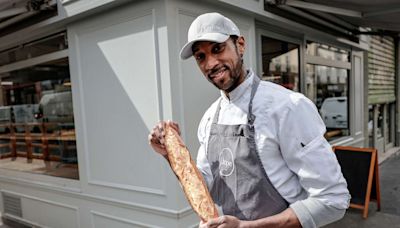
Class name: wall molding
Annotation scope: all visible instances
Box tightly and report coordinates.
[73,8,167,196]
[90,210,163,228]
[87,180,165,196]
[1,189,80,228]
[0,175,193,219]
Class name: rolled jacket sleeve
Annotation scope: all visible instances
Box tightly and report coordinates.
[278,94,350,227]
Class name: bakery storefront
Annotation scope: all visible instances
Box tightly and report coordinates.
[0,0,398,227]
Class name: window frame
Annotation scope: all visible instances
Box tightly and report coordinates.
[256,28,303,92]
[256,28,363,144]
[305,40,352,143]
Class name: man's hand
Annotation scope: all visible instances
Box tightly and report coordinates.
[198,208,301,228]
[148,120,180,156]
[199,215,246,228]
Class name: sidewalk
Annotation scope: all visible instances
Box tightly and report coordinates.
[326,148,400,228]
[2,149,400,228]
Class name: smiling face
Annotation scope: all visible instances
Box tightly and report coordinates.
[192,36,246,94]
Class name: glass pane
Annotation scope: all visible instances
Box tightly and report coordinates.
[261,36,299,91]
[388,103,395,144]
[0,57,78,180]
[368,105,373,147]
[306,41,349,62]
[0,33,67,66]
[377,105,384,138]
[306,64,349,141]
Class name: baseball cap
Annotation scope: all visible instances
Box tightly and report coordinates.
[179,12,240,60]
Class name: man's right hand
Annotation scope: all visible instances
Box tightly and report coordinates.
[148,120,181,156]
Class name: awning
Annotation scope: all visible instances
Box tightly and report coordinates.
[267,0,400,35]
[0,0,29,21]
[0,0,56,33]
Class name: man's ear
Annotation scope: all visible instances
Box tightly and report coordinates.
[237,36,245,55]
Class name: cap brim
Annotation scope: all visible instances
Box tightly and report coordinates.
[179,33,230,60]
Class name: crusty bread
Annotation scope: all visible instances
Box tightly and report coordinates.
[164,124,218,222]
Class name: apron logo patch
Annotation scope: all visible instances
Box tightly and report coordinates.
[219,148,235,177]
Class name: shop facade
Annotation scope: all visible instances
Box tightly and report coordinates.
[0,0,398,227]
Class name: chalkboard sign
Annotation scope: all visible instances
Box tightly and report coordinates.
[333,146,381,218]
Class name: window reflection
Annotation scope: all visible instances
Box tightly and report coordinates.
[0,33,67,66]
[261,36,299,91]
[306,64,349,140]
[0,57,78,180]
[306,42,350,141]
[306,42,349,62]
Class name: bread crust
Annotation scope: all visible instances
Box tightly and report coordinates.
[164,124,218,222]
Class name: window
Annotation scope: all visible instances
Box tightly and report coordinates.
[368,105,373,147]
[0,33,67,66]
[261,36,299,91]
[0,32,78,180]
[306,41,350,141]
[0,1,58,37]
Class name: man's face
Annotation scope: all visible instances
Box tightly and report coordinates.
[192,37,245,93]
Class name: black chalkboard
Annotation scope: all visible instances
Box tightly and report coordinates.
[333,146,381,218]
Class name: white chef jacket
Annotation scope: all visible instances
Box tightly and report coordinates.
[196,70,350,228]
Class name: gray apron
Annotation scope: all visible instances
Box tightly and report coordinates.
[206,75,288,220]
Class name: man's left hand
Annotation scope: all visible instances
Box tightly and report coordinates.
[199,215,246,228]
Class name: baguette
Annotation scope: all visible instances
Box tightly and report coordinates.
[164,124,219,222]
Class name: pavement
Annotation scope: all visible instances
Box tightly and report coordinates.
[326,148,400,228]
[2,149,400,228]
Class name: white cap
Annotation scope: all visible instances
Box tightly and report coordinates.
[179,12,240,60]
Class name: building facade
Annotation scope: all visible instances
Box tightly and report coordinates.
[0,0,398,227]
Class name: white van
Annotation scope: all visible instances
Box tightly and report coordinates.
[35,91,74,130]
[320,97,347,129]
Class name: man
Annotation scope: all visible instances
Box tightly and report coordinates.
[149,12,350,228]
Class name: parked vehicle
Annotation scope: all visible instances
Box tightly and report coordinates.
[35,91,74,130]
[0,91,74,133]
[320,97,348,129]
[0,104,39,133]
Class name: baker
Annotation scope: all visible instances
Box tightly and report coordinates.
[149,12,350,228]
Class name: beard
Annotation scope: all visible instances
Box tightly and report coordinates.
[207,54,244,93]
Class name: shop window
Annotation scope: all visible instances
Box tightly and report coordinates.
[306,42,350,141]
[261,36,299,91]
[368,105,373,147]
[0,33,67,66]
[377,104,384,139]
[306,42,349,62]
[386,103,395,146]
[0,33,78,180]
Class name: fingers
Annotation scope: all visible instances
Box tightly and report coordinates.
[199,220,207,228]
[148,121,168,156]
[207,216,225,226]
[156,121,166,145]
[148,120,181,153]
[202,216,240,228]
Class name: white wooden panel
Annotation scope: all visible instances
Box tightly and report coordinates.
[353,53,363,136]
[75,11,165,194]
[91,211,162,228]
[21,197,79,228]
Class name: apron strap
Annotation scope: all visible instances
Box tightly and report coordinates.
[248,75,260,125]
[212,98,222,125]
